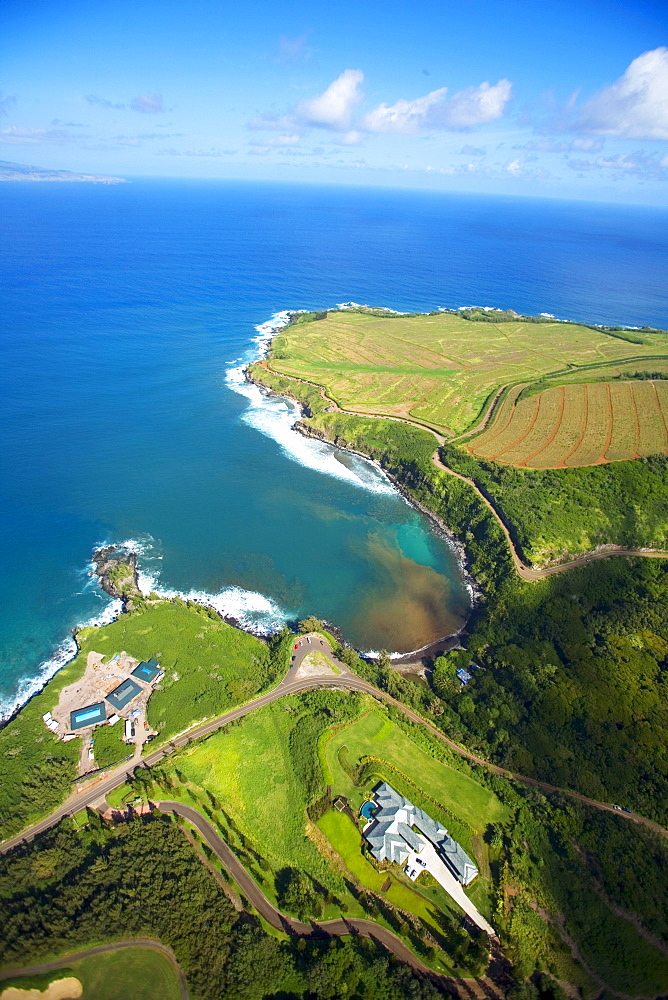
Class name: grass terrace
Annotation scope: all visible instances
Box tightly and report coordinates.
[152,692,494,976]
[266,309,668,437]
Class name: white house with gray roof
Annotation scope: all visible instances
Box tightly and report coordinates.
[363,782,478,885]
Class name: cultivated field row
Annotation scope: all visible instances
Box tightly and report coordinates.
[269,311,668,436]
[468,380,668,468]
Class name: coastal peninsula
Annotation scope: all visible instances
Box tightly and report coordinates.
[2,306,668,999]
[0,160,128,184]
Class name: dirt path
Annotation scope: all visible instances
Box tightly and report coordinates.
[258,364,668,580]
[0,940,188,1000]
[429,450,668,580]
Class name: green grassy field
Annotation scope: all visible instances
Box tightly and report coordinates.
[266,309,668,436]
[160,694,497,973]
[168,699,353,909]
[75,599,275,742]
[90,720,129,769]
[0,946,182,1000]
[0,599,276,843]
[322,710,509,840]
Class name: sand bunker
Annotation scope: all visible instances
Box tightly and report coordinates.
[1,977,83,1000]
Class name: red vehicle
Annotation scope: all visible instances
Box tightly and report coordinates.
[294,643,300,649]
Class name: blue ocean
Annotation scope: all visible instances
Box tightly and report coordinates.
[1,180,667,717]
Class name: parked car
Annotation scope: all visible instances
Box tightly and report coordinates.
[415,858,426,867]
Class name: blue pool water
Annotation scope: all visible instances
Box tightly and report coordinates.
[360,801,377,821]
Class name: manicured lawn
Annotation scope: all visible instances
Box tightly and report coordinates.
[168,697,487,967]
[173,700,356,906]
[316,808,471,948]
[317,810,384,889]
[0,946,182,1000]
[322,710,509,836]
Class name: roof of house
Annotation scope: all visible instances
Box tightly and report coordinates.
[363,781,478,883]
[106,677,143,711]
[70,702,107,730]
[131,659,161,683]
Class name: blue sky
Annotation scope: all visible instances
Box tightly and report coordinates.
[1,0,667,202]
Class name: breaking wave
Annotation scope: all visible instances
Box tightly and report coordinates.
[225,311,396,496]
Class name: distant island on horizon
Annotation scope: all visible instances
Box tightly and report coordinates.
[0,159,127,184]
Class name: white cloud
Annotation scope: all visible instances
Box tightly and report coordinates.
[156,147,236,158]
[0,125,86,145]
[520,137,604,153]
[250,133,301,147]
[436,79,512,128]
[86,94,126,110]
[296,69,364,129]
[130,93,166,114]
[276,31,313,65]
[86,93,167,114]
[363,79,512,133]
[568,151,668,181]
[363,88,447,133]
[577,47,668,140]
[337,130,363,145]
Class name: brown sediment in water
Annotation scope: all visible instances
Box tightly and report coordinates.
[350,534,467,654]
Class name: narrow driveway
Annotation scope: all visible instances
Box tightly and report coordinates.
[407,843,494,936]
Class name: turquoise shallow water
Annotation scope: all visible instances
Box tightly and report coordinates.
[1,180,667,716]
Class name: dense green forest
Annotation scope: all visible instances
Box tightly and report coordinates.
[0,812,446,1000]
[439,446,668,560]
[321,666,668,993]
[432,557,668,818]
[252,367,668,822]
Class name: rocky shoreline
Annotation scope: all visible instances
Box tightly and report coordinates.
[91,544,142,602]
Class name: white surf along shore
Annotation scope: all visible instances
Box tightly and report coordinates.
[1,306,471,722]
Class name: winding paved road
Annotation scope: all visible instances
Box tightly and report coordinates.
[1,640,665,859]
[1,640,665,995]
[156,800,449,981]
[0,939,189,999]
